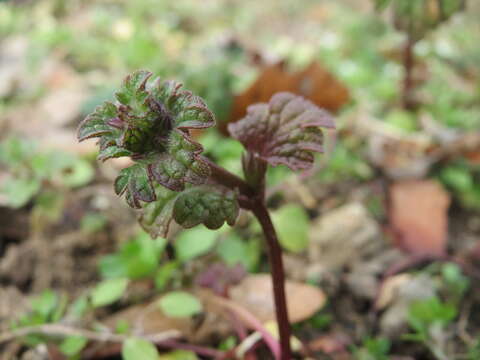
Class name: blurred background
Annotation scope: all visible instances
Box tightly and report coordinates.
[0,0,479,359]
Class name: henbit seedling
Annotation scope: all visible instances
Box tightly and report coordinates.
[78,70,335,360]
[374,0,466,109]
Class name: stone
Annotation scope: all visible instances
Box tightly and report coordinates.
[308,202,382,274]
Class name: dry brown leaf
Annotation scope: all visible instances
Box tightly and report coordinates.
[375,273,412,310]
[465,150,480,164]
[308,332,351,354]
[102,291,232,344]
[388,180,450,256]
[229,274,326,324]
[308,202,381,274]
[224,61,349,134]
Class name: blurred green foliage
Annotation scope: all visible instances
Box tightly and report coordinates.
[272,204,310,253]
[0,137,94,208]
[353,337,391,360]
[100,231,166,279]
[439,161,480,209]
[157,291,202,318]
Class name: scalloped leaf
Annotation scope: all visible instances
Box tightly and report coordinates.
[98,146,133,162]
[114,163,156,208]
[139,186,178,238]
[228,92,334,171]
[77,70,217,209]
[148,130,210,191]
[115,70,151,109]
[140,186,239,238]
[173,186,239,229]
[78,102,118,142]
[151,79,215,130]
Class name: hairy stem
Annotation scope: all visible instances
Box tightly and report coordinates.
[252,202,292,360]
[205,159,292,360]
[202,156,256,198]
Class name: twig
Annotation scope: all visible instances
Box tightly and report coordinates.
[203,156,255,198]
[203,153,292,359]
[0,323,180,345]
[159,339,224,358]
[209,293,282,360]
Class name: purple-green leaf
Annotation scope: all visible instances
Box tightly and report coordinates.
[148,130,210,191]
[77,70,216,208]
[78,102,118,142]
[228,92,334,171]
[140,185,239,238]
[139,186,178,237]
[114,163,156,208]
[173,186,239,230]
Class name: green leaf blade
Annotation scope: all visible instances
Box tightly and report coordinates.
[158,292,202,318]
[228,92,334,171]
[122,337,159,360]
[91,278,129,307]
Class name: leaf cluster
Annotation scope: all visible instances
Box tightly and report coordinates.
[78,70,239,236]
[374,0,466,41]
[0,137,94,208]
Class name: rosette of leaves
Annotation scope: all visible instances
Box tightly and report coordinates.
[78,70,239,236]
[228,92,335,172]
[78,70,215,207]
[375,0,466,41]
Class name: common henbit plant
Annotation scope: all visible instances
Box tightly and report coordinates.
[78,70,334,360]
[374,0,466,109]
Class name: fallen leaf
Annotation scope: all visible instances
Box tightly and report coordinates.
[102,291,232,344]
[388,180,450,256]
[229,274,326,324]
[308,202,381,273]
[375,273,412,310]
[379,274,436,337]
[224,61,349,134]
[308,332,351,354]
[368,133,435,180]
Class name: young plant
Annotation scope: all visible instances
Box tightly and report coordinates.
[404,296,457,360]
[374,0,466,109]
[78,70,334,359]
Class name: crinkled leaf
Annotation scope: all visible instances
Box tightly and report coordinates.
[115,70,151,109]
[140,186,178,238]
[114,163,156,208]
[148,130,210,191]
[97,145,133,162]
[228,92,334,171]
[150,79,215,130]
[78,101,118,142]
[140,186,239,238]
[173,186,239,229]
[77,70,216,208]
